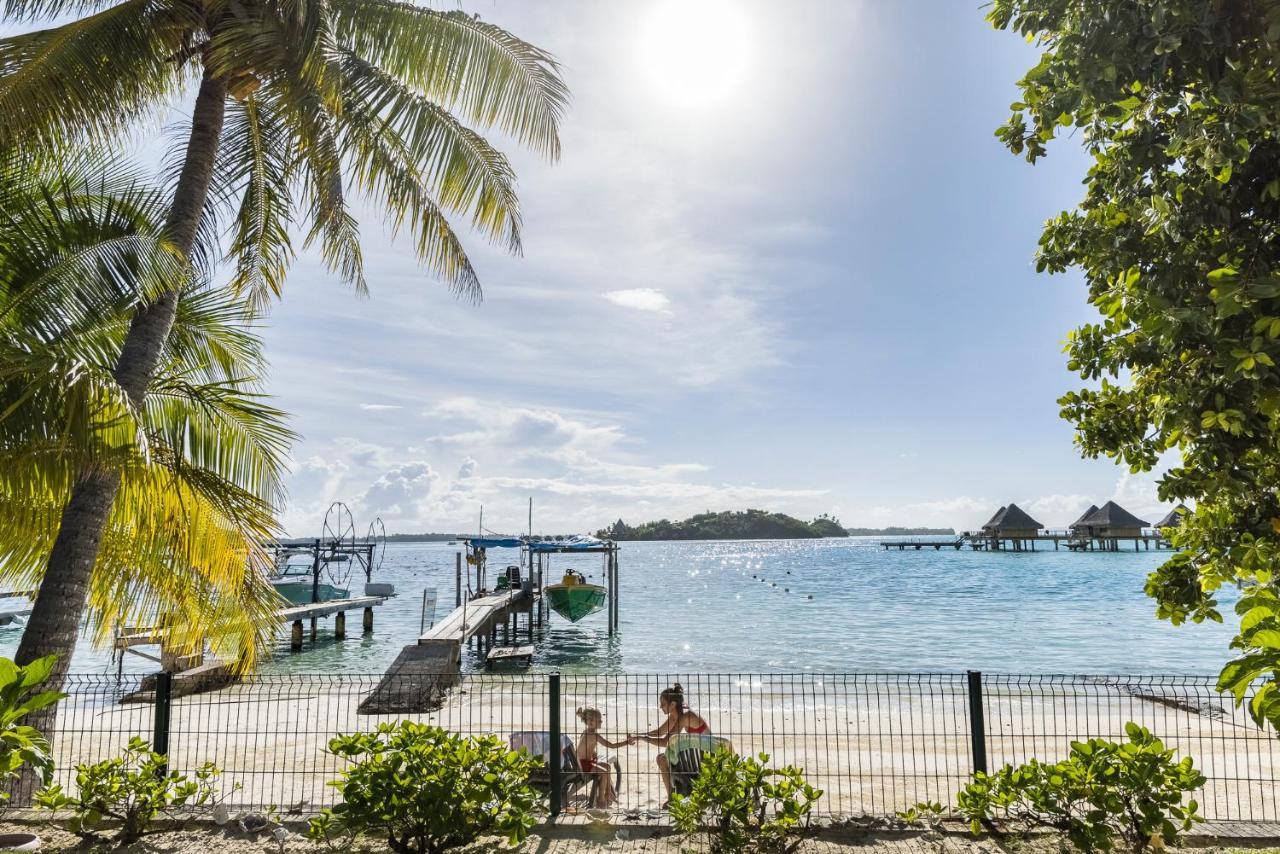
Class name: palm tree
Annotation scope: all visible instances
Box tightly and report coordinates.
[0,152,292,681]
[0,2,567,678]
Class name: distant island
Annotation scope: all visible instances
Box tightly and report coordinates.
[598,510,849,541]
[845,526,956,536]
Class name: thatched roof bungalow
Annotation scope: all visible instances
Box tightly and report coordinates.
[981,503,1044,539]
[1075,501,1149,538]
[1069,505,1099,534]
[1156,505,1190,529]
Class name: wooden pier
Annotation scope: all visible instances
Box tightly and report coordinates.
[880,539,965,550]
[114,595,388,699]
[360,535,621,714]
[359,586,536,714]
[882,532,1174,552]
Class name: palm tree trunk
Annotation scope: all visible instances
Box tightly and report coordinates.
[14,69,227,725]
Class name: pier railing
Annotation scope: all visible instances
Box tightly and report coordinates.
[46,672,1279,823]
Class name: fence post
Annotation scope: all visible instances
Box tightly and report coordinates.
[966,670,987,774]
[548,673,561,822]
[153,670,173,775]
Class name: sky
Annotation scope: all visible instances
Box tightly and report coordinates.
[42,0,1174,536]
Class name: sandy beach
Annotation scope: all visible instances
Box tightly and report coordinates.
[42,672,1280,822]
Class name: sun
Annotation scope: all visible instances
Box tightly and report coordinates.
[638,0,751,108]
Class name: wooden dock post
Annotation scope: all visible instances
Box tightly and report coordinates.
[310,616,318,641]
[291,620,303,651]
[363,606,374,634]
[335,611,346,640]
[455,553,462,607]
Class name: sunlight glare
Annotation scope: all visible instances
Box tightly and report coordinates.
[639,0,751,107]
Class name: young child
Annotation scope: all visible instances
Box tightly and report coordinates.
[575,706,625,809]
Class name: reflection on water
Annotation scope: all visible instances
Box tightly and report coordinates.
[0,538,1240,674]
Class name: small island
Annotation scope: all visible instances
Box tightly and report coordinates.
[598,510,850,541]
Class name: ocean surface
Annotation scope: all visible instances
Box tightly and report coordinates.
[0,538,1239,675]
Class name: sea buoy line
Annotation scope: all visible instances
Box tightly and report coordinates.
[748,571,814,600]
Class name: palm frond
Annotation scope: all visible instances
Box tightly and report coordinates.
[338,89,480,298]
[216,97,296,312]
[0,153,291,670]
[338,49,521,253]
[0,0,198,152]
[330,0,567,159]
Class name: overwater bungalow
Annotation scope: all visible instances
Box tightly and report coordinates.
[1068,500,1150,551]
[1068,504,1099,536]
[979,503,1044,550]
[1156,505,1189,530]
[1076,501,1148,538]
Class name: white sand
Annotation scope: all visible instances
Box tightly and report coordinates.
[44,673,1280,822]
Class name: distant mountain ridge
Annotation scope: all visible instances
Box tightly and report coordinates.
[598,510,848,541]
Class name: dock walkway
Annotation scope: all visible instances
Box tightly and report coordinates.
[360,588,531,714]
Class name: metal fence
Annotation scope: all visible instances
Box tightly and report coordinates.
[48,671,1280,822]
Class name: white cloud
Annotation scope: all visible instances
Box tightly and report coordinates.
[359,403,402,411]
[1022,493,1095,527]
[279,396,828,535]
[604,288,671,312]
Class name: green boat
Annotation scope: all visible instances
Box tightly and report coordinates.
[544,572,607,622]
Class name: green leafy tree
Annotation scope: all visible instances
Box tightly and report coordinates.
[990,0,1280,726]
[37,736,221,844]
[0,153,292,691]
[954,723,1204,853]
[309,722,539,854]
[0,0,565,688]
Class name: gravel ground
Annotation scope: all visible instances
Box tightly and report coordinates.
[2,820,1279,854]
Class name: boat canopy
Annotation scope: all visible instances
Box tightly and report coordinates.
[527,535,609,552]
[464,537,523,549]
[463,534,614,551]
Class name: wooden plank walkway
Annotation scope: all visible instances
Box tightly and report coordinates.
[361,589,531,714]
[419,589,524,645]
[277,595,386,623]
[116,596,387,650]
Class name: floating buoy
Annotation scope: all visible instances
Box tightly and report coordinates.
[808,595,814,600]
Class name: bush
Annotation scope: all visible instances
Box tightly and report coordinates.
[308,722,539,854]
[670,749,823,854]
[955,722,1205,853]
[36,736,220,844]
[0,655,64,801]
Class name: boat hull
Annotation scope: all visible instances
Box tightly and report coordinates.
[271,580,350,606]
[544,583,606,622]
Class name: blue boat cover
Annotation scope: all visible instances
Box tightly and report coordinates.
[527,535,607,552]
[464,535,611,551]
[465,537,522,549]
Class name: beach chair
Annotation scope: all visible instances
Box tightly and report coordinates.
[666,733,732,797]
[508,731,621,808]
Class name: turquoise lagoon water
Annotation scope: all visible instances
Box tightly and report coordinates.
[0,537,1239,675]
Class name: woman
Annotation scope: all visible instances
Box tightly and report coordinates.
[628,683,710,807]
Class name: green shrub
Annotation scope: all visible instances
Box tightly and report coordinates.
[0,655,64,801]
[896,800,944,829]
[670,749,823,854]
[36,736,220,843]
[955,722,1205,853]
[308,722,539,854]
